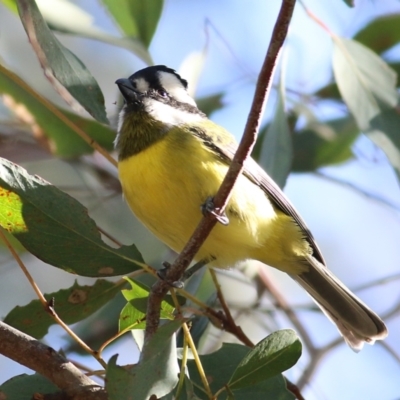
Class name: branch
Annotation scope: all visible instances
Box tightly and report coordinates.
[0,321,106,400]
[144,0,297,342]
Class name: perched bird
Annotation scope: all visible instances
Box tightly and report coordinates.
[115,65,388,351]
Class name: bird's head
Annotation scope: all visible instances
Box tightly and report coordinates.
[116,65,205,128]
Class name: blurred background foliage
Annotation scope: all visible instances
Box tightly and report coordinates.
[0,0,400,399]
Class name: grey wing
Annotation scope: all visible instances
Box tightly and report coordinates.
[220,141,326,266]
[244,155,325,265]
[189,125,326,265]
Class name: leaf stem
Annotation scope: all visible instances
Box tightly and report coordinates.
[0,227,107,369]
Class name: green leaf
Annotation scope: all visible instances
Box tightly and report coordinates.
[292,117,359,171]
[196,94,224,117]
[228,330,302,390]
[16,0,108,124]
[317,60,400,101]
[180,50,207,96]
[257,73,292,188]
[101,0,164,48]
[0,62,114,157]
[0,373,58,399]
[4,280,123,338]
[332,37,398,130]
[368,109,400,181]
[354,14,400,54]
[119,277,175,331]
[0,0,17,13]
[187,343,294,399]
[42,0,153,65]
[315,82,341,100]
[2,0,152,64]
[0,158,144,277]
[106,319,182,400]
[342,0,354,6]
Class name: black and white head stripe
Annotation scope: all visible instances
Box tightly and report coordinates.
[127,65,197,108]
[117,65,206,126]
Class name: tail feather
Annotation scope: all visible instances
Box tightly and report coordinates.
[291,255,388,351]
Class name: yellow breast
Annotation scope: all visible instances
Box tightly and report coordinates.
[118,129,309,273]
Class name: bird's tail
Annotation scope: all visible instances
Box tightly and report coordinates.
[291,255,388,351]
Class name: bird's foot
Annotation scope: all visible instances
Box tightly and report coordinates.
[157,259,210,288]
[201,196,229,225]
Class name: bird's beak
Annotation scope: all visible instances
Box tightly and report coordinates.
[115,78,140,103]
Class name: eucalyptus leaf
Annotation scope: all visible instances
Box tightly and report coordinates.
[0,158,144,277]
[0,64,114,157]
[16,0,108,124]
[4,280,123,338]
[228,330,301,390]
[101,0,164,48]
[292,117,359,171]
[342,0,354,6]
[368,109,400,181]
[332,37,398,130]
[354,14,400,54]
[106,319,182,400]
[0,374,58,399]
[187,342,295,399]
[196,93,224,117]
[257,71,292,188]
[119,277,175,332]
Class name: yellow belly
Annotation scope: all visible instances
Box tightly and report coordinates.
[118,132,310,273]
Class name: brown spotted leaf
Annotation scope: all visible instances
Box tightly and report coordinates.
[4,280,123,338]
[0,158,143,277]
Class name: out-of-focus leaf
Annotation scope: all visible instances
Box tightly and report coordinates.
[0,158,144,277]
[0,57,114,157]
[354,14,400,54]
[0,0,17,12]
[315,82,341,100]
[228,330,301,390]
[292,117,359,171]
[4,280,123,338]
[332,37,398,130]
[317,61,400,100]
[101,0,164,48]
[106,319,182,400]
[16,0,108,124]
[342,0,354,7]
[3,0,152,64]
[40,0,152,64]
[368,109,400,181]
[196,94,224,117]
[179,50,207,97]
[187,343,294,400]
[119,277,175,331]
[257,72,292,188]
[0,374,58,399]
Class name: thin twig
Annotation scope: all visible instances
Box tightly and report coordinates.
[258,267,316,353]
[298,0,335,36]
[209,268,254,347]
[314,171,400,213]
[0,227,107,368]
[144,0,297,343]
[257,268,310,400]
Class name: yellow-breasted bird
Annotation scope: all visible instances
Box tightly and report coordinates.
[115,65,387,351]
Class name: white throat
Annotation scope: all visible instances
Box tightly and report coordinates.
[144,98,205,126]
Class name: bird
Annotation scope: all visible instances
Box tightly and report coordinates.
[114,65,388,351]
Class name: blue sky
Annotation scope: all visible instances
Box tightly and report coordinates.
[1,0,400,398]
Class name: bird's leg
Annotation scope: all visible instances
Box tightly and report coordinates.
[201,196,229,226]
[157,258,212,288]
